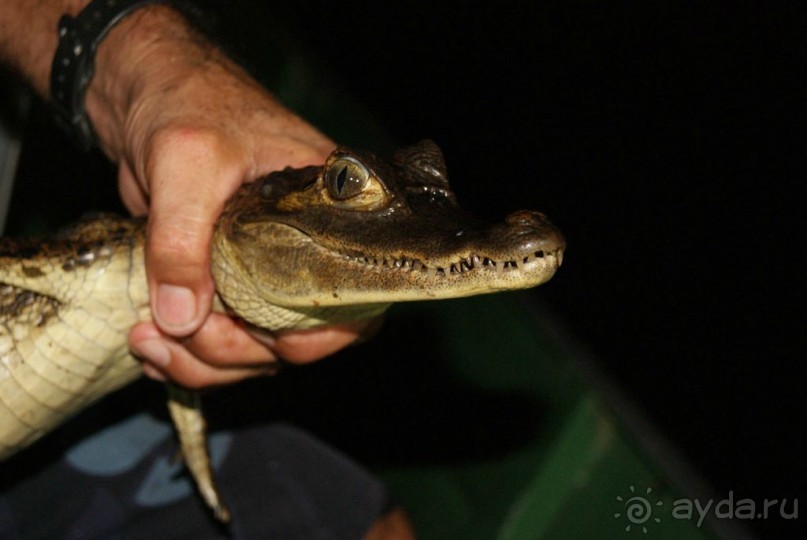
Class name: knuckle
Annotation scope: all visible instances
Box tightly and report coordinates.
[144,125,240,187]
[150,124,225,159]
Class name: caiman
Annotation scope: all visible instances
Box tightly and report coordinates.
[0,140,564,521]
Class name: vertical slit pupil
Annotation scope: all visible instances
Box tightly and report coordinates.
[336,166,348,194]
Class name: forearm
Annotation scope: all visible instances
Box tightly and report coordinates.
[0,1,222,161]
[0,1,88,96]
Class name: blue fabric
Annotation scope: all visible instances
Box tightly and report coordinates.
[0,409,387,539]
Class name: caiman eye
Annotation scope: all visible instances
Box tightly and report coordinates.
[325,157,369,200]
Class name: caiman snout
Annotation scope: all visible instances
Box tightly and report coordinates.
[506,209,553,228]
[500,209,565,267]
[504,209,564,247]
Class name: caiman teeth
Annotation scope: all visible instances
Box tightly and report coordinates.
[345,249,563,276]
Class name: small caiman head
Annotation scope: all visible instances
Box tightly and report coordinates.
[212,140,565,329]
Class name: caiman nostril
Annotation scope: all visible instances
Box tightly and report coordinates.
[505,210,549,227]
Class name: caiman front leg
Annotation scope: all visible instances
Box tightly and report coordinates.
[166,384,231,522]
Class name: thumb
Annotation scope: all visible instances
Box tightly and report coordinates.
[144,130,244,336]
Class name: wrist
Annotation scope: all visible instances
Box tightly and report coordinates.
[83,4,210,159]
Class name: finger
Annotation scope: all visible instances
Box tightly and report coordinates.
[146,340,278,389]
[117,162,149,216]
[144,128,244,336]
[130,321,279,389]
[181,313,278,367]
[251,130,335,172]
[272,320,377,364]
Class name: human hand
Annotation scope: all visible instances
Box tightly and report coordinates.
[84,6,372,387]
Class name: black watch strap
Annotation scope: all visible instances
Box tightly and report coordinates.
[50,0,168,151]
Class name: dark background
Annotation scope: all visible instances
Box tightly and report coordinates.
[267,2,803,537]
[5,1,802,537]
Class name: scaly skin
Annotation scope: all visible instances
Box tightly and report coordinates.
[0,141,565,522]
[0,216,148,458]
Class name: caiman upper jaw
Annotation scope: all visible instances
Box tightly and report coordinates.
[340,244,564,281]
[338,209,564,278]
